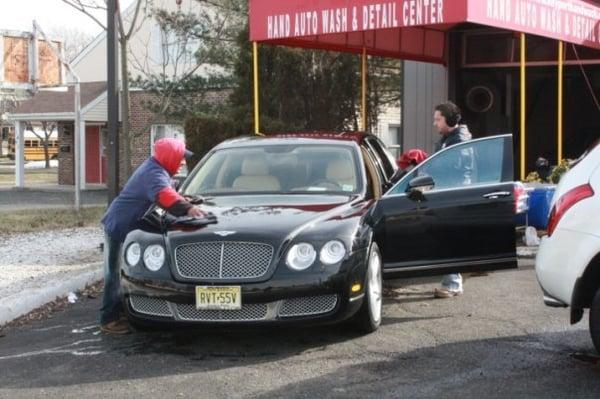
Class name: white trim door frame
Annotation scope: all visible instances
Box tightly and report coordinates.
[14,121,24,188]
[79,119,87,190]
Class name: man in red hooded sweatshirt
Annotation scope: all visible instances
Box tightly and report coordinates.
[99,138,204,334]
[397,149,429,172]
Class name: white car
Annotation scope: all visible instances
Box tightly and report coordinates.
[536,142,600,352]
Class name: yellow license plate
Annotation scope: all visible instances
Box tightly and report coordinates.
[195,286,242,310]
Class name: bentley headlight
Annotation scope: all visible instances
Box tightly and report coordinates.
[143,244,165,272]
[320,240,346,265]
[286,243,316,271]
[125,242,141,266]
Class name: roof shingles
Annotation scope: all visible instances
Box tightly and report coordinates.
[11,82,106,115]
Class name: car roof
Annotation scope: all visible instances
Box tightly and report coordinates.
[213,131,374,151]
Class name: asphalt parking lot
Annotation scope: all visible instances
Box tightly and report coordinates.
[1,261,599,399]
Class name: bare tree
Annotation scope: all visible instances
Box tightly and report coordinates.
[47,26,95,62]
[60,0,148,178]
[25,121,56,169]
[367,57,402,133]
[129,1,244,127]
[60,0,110,28]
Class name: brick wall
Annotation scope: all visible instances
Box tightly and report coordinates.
[127,88,232,177]
[58,122,74,185]
[128,90,162,175]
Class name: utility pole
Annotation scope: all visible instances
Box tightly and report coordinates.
[107,0,120,203]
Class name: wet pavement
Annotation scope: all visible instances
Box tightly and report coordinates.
[0,261,599,398]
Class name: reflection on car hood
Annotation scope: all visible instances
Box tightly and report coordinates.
[165,195,360,241]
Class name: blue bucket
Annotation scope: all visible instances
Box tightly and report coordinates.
[527,186,556,229]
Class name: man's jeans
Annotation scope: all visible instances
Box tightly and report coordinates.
[100,233,123,325]
[441,273,463,292]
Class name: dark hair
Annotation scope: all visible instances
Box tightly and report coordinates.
[435,101,462,126]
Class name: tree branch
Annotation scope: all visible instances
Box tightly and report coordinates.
[124,0,145,39]
[60,0,107,30]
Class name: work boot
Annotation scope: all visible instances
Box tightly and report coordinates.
[433,287,463,299]
[101,318,132,335]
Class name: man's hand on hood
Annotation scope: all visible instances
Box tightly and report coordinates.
[187,206,205,218]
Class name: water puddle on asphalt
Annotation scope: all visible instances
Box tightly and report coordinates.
[71,324,98,334]
[0,338,104,360]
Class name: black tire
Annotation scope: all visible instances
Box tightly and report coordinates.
[589,288,600,353]
[352,242,383,334]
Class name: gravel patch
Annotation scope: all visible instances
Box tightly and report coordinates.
[0,227,104,297]
[0,227,103,267]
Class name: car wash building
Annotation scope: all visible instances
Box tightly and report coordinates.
[249,0,600,179]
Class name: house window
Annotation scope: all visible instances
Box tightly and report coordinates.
[152,24,200,68]
[150,124,186,155]
[388,125,400,144]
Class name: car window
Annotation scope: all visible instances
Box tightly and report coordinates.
[388,136,510,195]
[184,144,363,196]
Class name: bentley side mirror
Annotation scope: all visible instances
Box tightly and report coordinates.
[407,175,434,191]
[406,175,434,201]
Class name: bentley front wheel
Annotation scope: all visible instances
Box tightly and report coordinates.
[353,242,383,333]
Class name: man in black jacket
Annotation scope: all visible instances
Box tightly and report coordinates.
[432,101,473,298]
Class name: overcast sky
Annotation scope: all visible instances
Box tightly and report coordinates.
[0,0,135,36]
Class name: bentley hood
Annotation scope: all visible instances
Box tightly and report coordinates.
[164,195,365,247]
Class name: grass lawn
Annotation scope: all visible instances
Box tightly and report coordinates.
[0,206,105,235]
[0,167,58,185]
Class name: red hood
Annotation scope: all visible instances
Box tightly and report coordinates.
[397,149,428,170]
[153,138,186,175]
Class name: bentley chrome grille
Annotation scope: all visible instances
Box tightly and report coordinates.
[129,294,340,322]
[174,241,274,280]
[176,303,268,321]
[129,295,173,317]
[279,295,338,317]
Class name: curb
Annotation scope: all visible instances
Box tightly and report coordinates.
[0,262,103,327]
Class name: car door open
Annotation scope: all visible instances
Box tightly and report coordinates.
[370,135,518,278]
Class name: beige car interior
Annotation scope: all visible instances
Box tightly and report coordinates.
[232,156,281,191]
[325,158,356,188]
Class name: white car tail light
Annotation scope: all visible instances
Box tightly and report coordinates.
[547,183,594,236]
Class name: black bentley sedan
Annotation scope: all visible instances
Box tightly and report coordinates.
[121,132,523,332]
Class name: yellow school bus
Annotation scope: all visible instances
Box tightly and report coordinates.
[8,135,59,161]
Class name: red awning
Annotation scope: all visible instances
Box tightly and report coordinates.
[249,0,600,64]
